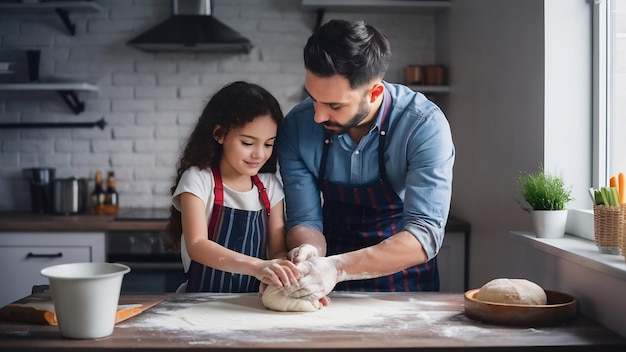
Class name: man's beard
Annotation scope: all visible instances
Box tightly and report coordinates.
[322,96,371,135]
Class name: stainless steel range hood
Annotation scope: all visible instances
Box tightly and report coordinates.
[127,0,253,54]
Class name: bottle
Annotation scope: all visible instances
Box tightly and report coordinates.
[91,170,106,215]
[104,171,119,215]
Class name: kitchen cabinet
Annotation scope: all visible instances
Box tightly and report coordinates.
[0,1,103,36]
[438,230,466,292]
[0,232,105,307]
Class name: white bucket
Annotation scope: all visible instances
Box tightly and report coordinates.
[41,262,130,339]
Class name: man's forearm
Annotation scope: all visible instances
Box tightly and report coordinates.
[286,225,327,257]
[336,231,428,281]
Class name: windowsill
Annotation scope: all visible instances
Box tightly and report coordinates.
[509,229,626,338]
[509,231,626,281]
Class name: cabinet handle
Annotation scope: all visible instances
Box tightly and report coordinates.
[26,252,63,258]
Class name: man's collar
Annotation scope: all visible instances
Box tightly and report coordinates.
[371,82,388,131]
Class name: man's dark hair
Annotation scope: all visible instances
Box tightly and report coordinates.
[304,19,391,89]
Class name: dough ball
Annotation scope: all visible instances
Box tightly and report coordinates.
[476,278,547,305]
[261,285,321,312]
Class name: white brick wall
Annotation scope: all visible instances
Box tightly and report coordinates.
[0,0,436,210]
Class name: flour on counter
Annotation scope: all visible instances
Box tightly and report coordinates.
[120,294,415,332]
[440,325,492,338]
[118,293,501,344]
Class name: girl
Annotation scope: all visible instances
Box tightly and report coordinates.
[165,81,298,293]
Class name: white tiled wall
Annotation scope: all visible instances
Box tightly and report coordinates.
[0,0,436,210]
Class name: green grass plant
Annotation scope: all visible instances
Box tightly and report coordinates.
[517,166,573,211]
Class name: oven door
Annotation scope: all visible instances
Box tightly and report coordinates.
[114,260,185,293]
[107,231,186,293]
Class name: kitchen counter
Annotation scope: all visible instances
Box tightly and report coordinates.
[0,209,169,232]
[0,212,471,294]
[1,292,624,351]
[0,210,471,234]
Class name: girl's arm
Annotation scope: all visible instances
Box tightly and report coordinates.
[180,192,298,288]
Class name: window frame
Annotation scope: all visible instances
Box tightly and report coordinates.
[566,0,612,242]
[593,0,609,189]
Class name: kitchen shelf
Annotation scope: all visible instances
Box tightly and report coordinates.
[0,81,97,91]
[0,1,102,13]
[409,85,450,94]
[0,79,99,114]
[301,0,451,14]
[0,1,103,35]
[0,117,107,130]
[301,0,451,38]
[0,82,98,92]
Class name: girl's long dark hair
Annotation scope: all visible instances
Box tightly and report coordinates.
[164,81,284,251]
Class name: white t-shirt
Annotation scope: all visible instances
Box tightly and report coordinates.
[172,166,285,272]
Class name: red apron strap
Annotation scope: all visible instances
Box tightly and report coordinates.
[252,175,271,216]
[209,167,269,239]
[210,165,224,206]
[208,166,224,241]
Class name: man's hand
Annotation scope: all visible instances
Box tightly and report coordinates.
[285,256,340,303]
[288,244,319,264]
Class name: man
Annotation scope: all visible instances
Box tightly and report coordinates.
[277,19,455,305]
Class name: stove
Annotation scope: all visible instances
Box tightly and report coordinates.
[114,208,170,221]
[109,207,183,292]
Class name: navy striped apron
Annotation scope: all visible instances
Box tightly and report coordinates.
[186,166,271,293]
[318,91,439,292]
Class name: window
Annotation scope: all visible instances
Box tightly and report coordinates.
[608,1,626,178]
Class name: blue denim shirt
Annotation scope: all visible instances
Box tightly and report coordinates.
[277,81,455,260]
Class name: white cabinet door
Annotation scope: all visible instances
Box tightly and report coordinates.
[437,231,466,293]
[0,232,105,307]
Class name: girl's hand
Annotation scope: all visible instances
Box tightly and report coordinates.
[255,259,299,289]
[258,282,268,298]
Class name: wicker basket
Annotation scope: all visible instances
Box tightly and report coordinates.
[593,204,624,254]
[621,204,626,258]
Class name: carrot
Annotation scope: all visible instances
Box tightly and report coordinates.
[610,176,618,203]
[617,172,626,204]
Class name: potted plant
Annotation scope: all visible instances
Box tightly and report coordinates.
[517,166,573,238]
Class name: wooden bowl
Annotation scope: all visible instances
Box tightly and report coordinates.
[464,289,577,326]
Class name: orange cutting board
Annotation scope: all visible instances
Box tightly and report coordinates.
[0,291,163,325]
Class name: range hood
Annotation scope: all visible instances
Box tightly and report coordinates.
[127,0,253,54]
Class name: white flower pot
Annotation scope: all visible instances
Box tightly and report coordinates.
[531,209,568,238]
